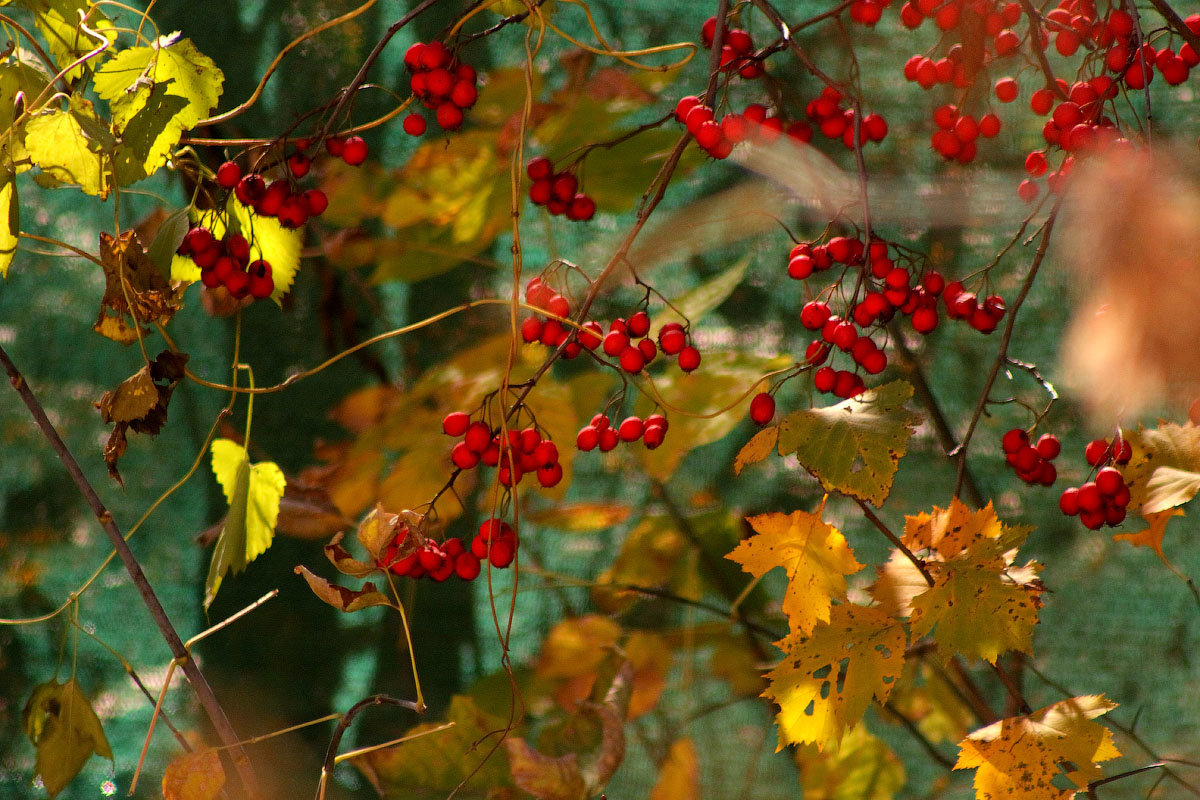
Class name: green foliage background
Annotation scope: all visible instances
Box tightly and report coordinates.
[0,0,1198,798]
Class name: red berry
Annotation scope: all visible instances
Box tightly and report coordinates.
[443,412,470,436]
[303,188,329,217]
[628,311,651,337]
[464,421,491,453]
[814,366,836,393]
[325,136,345,157]
[1084,438,1109,466]
[1059,487,1080,515]
[659,327,687,355]
[216,160,242,189]
[577,425,599,451]
[536,462,563,487]
[234,174,266,207]
[224,269,251,299]
[800,301,831,330]
[455,552,481,580]
[451,441,479,469]
[598,426,619,452]
[750,392,775,425]
[527,156,553,181]
[995,77,1019,102]
[403,114,427,136]
[1035,433,1061,460]
[342,136,369,166]
[566,194,596,221]
[619,345,646,374]
[1002,428,1029,453]
[1096,466,1124,496]
[678,346,701,372]
[1077,482,1102,512]
[618,416,644,442]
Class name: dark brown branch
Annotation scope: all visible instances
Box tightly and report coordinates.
[853,497,934,586]
[954,210,1058,499]
[0,345,261,799]
[316,694,422,799]
[1146,0,1200,58]
[1086,762,1166,798]
[1016,0,1070,99]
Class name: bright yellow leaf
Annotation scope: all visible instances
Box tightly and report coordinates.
[955,695,1120,799]
[0,168,18,276]
[902,499,1028,560]
[26,103,109,197]
[727,502,863,636]
[205,438,286,608]
[765,604,906,751]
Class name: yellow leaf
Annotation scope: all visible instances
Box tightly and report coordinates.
[162,748,225,800]
[0,168,17,277]
[734,425,778,475]
[1125,422,1200,513]
[650,739,700,800]
[26,104,109,197]
[766,604,906,751]
[776,381,922,506]
[33,0,117,81]
[1113,508,1185,570]
[205,439,286,608]
[727,503,863,636]
[227,195,301,302]
[797,723,906,800]
[955,695,1120,799]
[0,54,51,169]
[868,548,930,620]
[710,633,765,697]
[625,631,670,719]
[537,616,622,680]
[93,33,223,131]
[525,502,631,532]
[22,679,113,798]
[902,499,1028,560]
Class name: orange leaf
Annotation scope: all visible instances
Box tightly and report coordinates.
[727,502,863,636]
[649,739,700,800]
[1113,508,1185,570]
[162,748,225,800]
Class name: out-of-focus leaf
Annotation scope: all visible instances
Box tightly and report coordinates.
[293,565,390,613]
[650,255,751,335]
[205,439,286,608]
[525,502,631,532]
[650,739,699,800]
[537,616,621,681]
[777,380,922,506]
[796,724,906,800]
[146,206,191,276]
[161,748,225,800]
[505,739,587,800]
[22,679,113,798]
[735,425,778,475]
[710,632,765,697]
[275,482,353,539]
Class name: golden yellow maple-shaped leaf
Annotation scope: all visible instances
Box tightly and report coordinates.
[162,747,225,800]
[796,723,906,800]
[909,552,1042,664]
[727,503,863,636]
[650,739,700,800]
[765,604,906,751]
[902,499,1029,560]
[868,548,930,620]
[955,695,1120,799]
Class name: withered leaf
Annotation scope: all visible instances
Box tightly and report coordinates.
[98,230,182,331]
[294,565,391,613]
[96,350,188,483]
[275,482,354,540]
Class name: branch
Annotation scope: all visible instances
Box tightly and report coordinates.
[0,345,262,800]
[1145,0,1200,58]
[853,497,934,586]
[316,694,422,800]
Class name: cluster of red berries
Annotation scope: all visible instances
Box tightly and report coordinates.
[577,412,669,451]
[805,87,888,150]
[929,104,1001,163]
[402,40,479,135]
[1058,435,1134,530]
[1101,11,1199,86]
[526,157,595,221]
[676,96,825,160]
[605,313,700,375]
[1002,428,1060,485]
[848,0,892,26]
[699,16,765,78]
[177,227,275,300]
[943,280,1006,334]
[442,412,563,489]
[749,392,776,426]
[216,136,354,230]
[901,1,1023,88]
[380,519,517,581]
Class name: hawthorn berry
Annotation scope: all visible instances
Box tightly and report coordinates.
[342,136,369,166]
[750,392,775,425]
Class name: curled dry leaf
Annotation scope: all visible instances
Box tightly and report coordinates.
[95,230,182,341]
[1061,146,1200,420]
[95,349,188,483]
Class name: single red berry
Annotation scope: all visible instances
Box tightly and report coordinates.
[1077,482,1103,512]
[224,269,251,299]
[1084,438,1109,466]
[678,346,701,372]
[591,413,611,430]
[627,311,651,337]
[1059,486,1080,515]
[247,260,274,299]
[489,538,515,568]
[403,114,427,136]
[455,552,481,580]
[598,426,620,452]
[464,421,491,453]
[325,136,345,157]
[618,416,644,442]
[450,80,478,108]
[451,441,479,469]
[566,193,596,221]
[443,411,470,436]
[577,425,599,451]
[527,157,554,181]
[1035,433,1061,460]
[537,462,563,487]
[800,301,831,330]
[619,345,646,374]
[287,153,311,178]
[216,161,242,189]
[602,330,628,357]
[750,392,775,425]
[342,136,369,166]
[1096,466,1124,496]
[1002,428,1029,454]
[813,366,836,393]
[303,188,329,217]
[659,327,687,355]
[235,174,266,206]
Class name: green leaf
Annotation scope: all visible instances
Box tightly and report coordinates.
[205,438,286,608]
[25,102,109,197]
[0,52,53,168]
[0,168,18,276]
[146,206,191,275]
[650,254,750,336]
[776,380,922,506]
[22,679,113,798]
[94,34,224,182]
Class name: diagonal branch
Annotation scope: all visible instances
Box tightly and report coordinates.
[0,344,262,800]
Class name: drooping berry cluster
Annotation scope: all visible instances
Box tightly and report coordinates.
[443,412,564,488]
[380,518,517,581]
[942,280,1006,334]
[177,227,275,300]
[1001,428,1060,486]
[218,139,341,230]
[804,87,888,150]
[577,412,669,452]
[699,16,765,78]
[901,1,1024,88]
[1059,434,1133,529]
[929,104,1001,163]
[402,40,479,134]
[520,278,602,359]
[526,157,595,221]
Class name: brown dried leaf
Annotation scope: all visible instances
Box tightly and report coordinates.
[293,565,391,613]
[275,483,354,540]
[323,531,379,578]
[504,739,587,800]
[93,309,144,344]
[98,230,180,325]
[96,350,188,482]
[95,366,156,423]
[356,504,406,562]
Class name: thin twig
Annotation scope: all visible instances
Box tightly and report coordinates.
[0,344,262,799]
[853,497,934,586]
[315,694,422,800]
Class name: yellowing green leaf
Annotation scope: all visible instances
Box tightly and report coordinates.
[650,739,699,800]
[22,679,113,798]
[777,381,922,506]
[766,604,906,751]
[0,55,49,169]
[94,34,224,183]
[27,0,116,81]
[0,168,18,276]
[955,695,1120,799]
[205,438,286,608]
[26,104,108,197]
[727,503,863,636]
[797,723,906,800]
[162,748,225,800]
